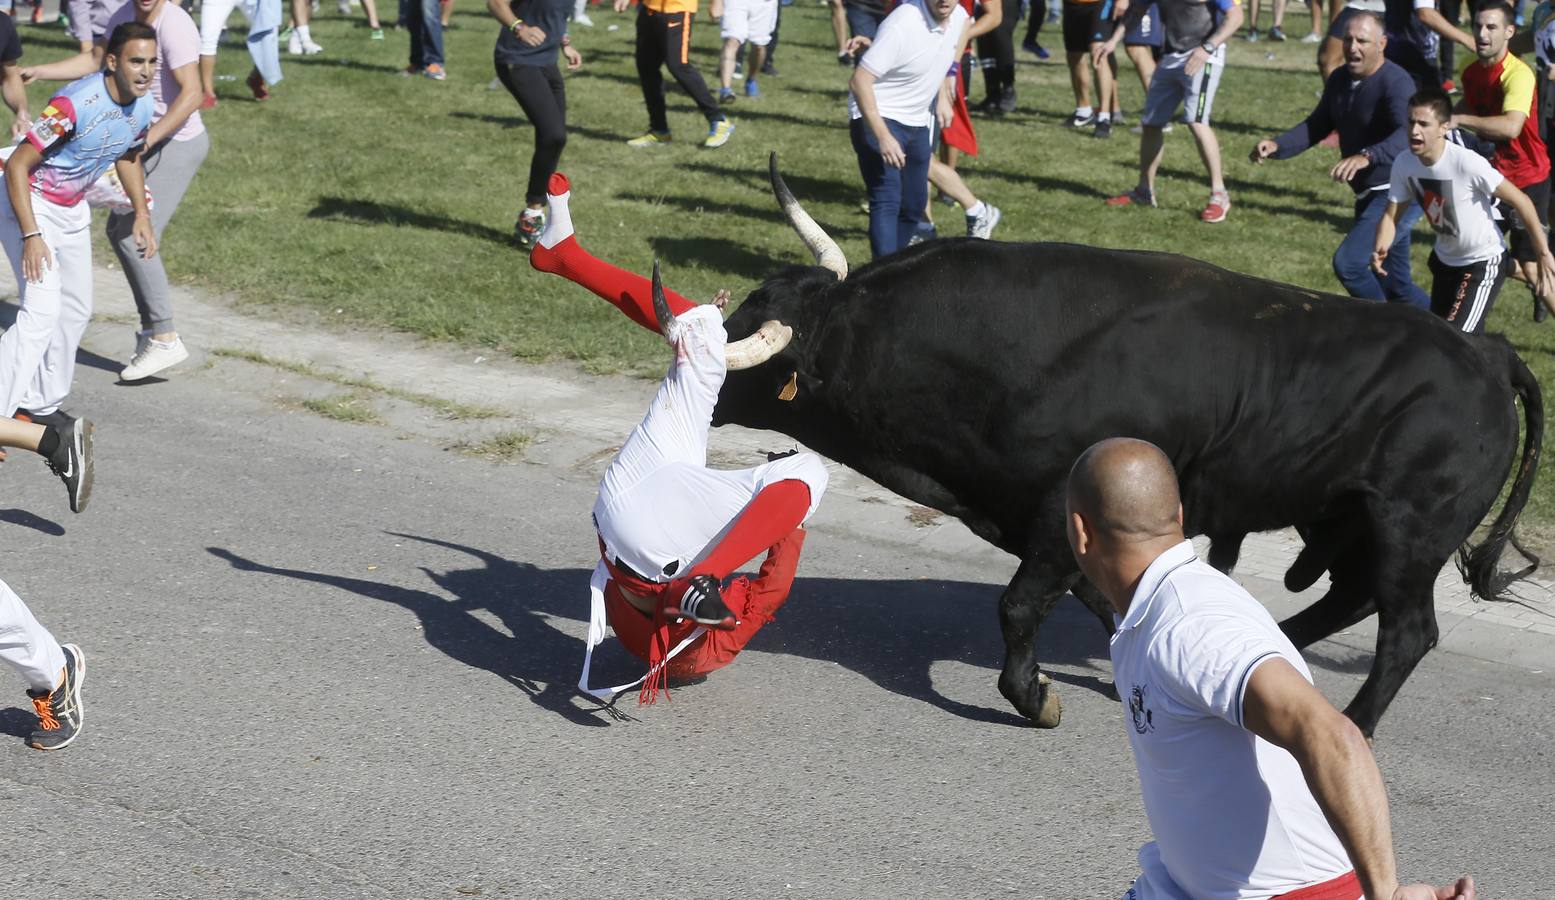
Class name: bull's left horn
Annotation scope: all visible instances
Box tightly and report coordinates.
[650,259,676,340]
[725,321,793,370]
[769,152,848,281]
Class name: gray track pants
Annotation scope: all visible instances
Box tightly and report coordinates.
[107,131,210,335]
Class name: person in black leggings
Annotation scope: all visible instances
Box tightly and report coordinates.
[976,0,1020,112]
[490,0,583,249]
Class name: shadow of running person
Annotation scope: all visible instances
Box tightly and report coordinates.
[206,540,627,727]
[210,534,1116,729]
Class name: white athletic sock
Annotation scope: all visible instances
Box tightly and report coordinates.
[965,200,987,218]
[1075,106,1093,118]
[574,0,586,15]
[297,24,312,41]
[539,177,574,250]
[1097,112,1112,123]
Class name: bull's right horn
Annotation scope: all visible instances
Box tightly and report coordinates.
[769,152,848,281]
[725,320,793,370]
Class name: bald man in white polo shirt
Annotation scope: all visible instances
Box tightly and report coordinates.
[846,0,969,258]
[1065,437,1476,900]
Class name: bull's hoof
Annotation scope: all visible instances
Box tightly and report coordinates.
[1033,673,1062,728]
[1000,670,1063,728]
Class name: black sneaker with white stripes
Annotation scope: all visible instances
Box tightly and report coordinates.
[663,574,738,630]
[28,643,85,751]
[46,417,94,513]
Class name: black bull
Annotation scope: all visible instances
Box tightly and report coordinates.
[708,235,1541,738]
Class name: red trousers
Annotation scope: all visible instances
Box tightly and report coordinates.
[604,528,805,679]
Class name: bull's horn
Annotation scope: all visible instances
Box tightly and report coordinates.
[725,320,793,370]
[650,259,676,340]
[769,152,848,281]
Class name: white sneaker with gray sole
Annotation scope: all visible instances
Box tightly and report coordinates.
[121,336,190,381]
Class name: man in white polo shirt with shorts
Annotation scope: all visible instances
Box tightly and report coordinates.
[1065,437,1477,900]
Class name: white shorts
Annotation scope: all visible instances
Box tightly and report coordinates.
[720,0,778,46]
[1140,47,1225,127]
[594,305,827,582]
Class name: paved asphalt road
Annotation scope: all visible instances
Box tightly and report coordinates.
[0,276,1551,899]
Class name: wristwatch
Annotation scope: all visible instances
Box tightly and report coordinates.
[1201,40,1218,53]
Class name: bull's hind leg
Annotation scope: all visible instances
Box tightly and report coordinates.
[1279,547,1376,649]
[997,558,1078,728]
[1342,558,1441,738]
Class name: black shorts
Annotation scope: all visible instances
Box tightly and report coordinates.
[1063,1,1105,54]
[1428,250,1508,333]
[1498,178,1551,263]
[1326,6,1370,40]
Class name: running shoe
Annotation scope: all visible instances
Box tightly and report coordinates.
[703,118,735,148]
[337,0,351,12]
[515,210,545,249]
[837,51,852,66]
[967,204,1002,239]
[907,220,937,245]
[760,60,777,76]
[1245,27,1260,41]
[573,10,593,25]
[371,27,384,38]
[626,129,672,147]
[1021,37,1049,58]
[719,86,736,103]
[744,78,761,98]
[1300,31,1321,42]
[1268,25,1286,40]
[1065,110,1096,128]
[423,62,446,80]
[1106,185,1157,208]
[1094,117,1113,139]
[1201,190,1231,223]
[664,575,737,630]
[46,416,93,514]
[27,644,85,751]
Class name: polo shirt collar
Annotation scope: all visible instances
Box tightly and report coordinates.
[1116,539,1196,633]
[913,0,951,33]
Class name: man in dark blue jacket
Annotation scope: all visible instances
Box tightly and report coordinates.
[1252,10,1429,308]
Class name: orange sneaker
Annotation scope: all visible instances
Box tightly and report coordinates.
[1201,191,1231,223]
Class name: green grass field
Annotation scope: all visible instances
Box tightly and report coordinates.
[14,5,1555,537]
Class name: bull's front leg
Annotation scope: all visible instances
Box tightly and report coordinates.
[997,558,1079,728]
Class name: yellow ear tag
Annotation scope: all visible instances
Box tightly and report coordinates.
[778,372,798,402]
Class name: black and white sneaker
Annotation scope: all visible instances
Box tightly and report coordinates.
[46,416,94,513]
[967,204,1002,239]
[663,574,738,630]
[1065,110,1096,128]
[28,643,85,751]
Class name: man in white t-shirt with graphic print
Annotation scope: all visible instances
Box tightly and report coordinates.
[1374,87,1555,332]
[1065,437,1477,900]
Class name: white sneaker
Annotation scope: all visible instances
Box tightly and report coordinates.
[1129,122,1173,134]
[301,38,325,54]
[287,30,303,54]
[967,204,1002,239]
[573,11,594,25]
[337,0,352,12]
[120,336,190,381]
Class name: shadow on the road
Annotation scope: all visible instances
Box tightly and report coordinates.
[0,509,64,536]
[0,706,34,740]
[206,534,1115,729]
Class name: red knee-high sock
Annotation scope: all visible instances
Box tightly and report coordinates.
[691,480,812,580]
[529,172,695,333]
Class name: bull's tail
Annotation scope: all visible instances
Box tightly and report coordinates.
[1458,340,1543,601]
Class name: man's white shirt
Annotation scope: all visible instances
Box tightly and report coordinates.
[848,0,969,128]
[1111,541,1353,900]
[1390,140,1507,267]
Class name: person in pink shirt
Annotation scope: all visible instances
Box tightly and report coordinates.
[23,0,207,383]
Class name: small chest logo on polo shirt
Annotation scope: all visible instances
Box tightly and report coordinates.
[1129,684,1155,734]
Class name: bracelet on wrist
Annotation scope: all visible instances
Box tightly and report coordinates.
[20,230,41,240]
[510,17,524,33]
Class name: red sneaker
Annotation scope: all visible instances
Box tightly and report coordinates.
[1201,191,1231,223]
[1106,185,1156,208]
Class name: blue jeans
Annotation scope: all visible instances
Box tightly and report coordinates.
[401,0,444,67]
[845,4,884,40]
[851,116,931,259]
[1333,189,1429,309]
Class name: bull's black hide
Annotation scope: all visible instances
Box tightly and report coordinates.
[712,235,1540,737]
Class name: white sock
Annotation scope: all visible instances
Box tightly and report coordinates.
[1075,106,1093,118]
[573,0,586,14]
[539,183,573,249]
[297,24,312,41]
[965,200,986,218]
[1097,112,1112,123]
